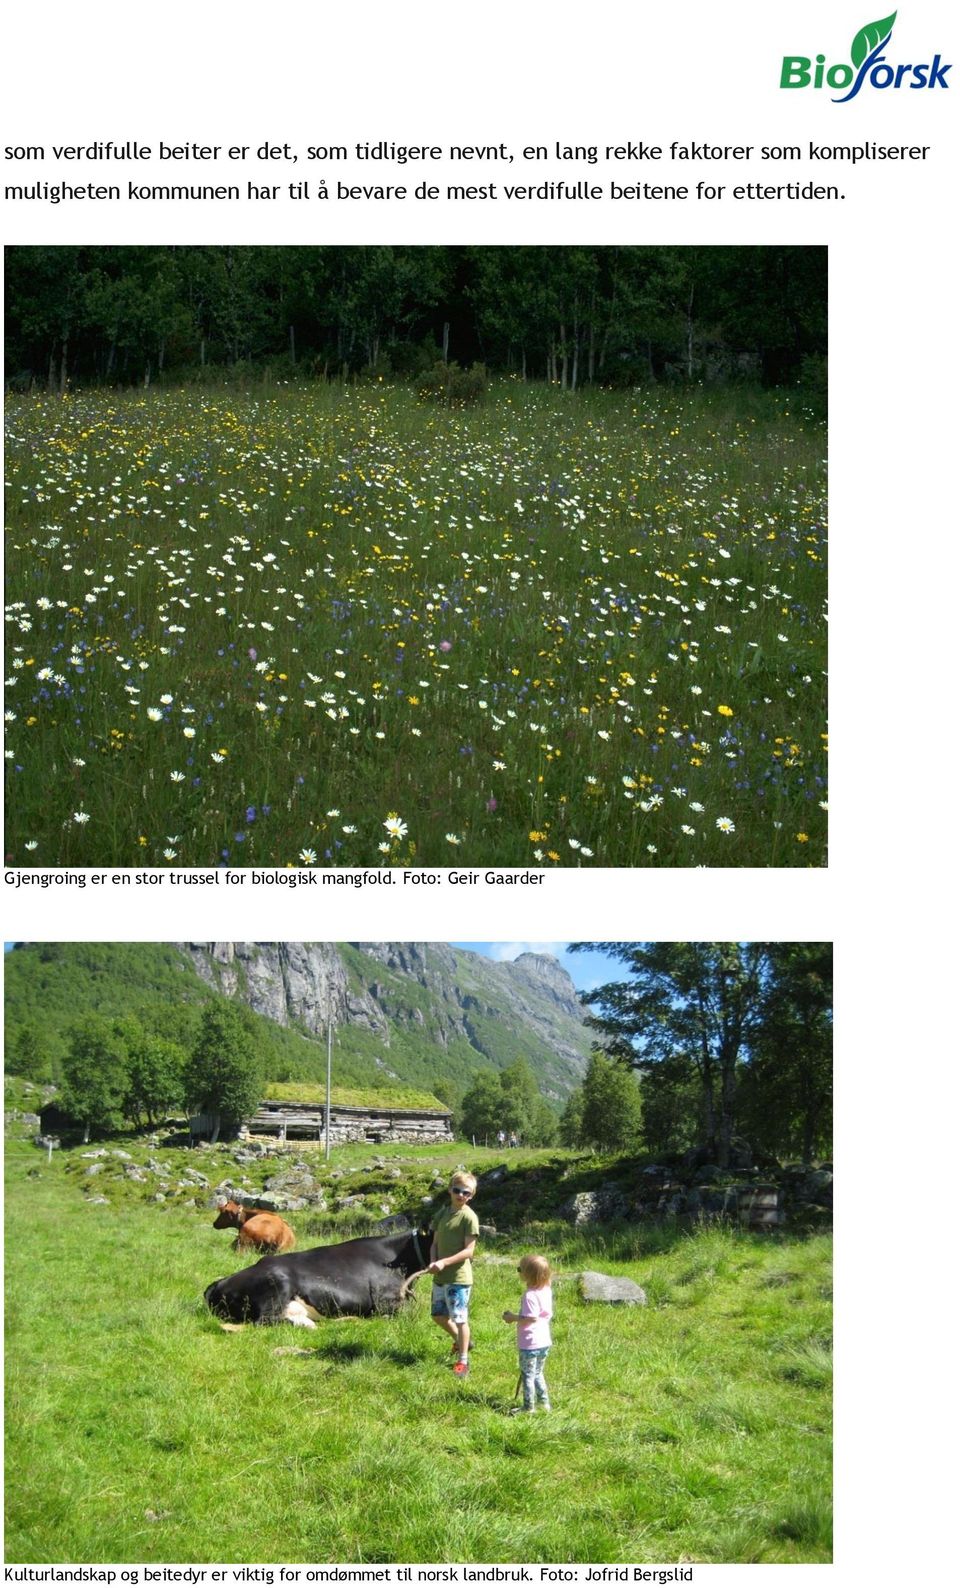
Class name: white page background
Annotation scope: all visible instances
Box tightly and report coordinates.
[2,0,957,1576]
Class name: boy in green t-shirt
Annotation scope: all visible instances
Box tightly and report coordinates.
[428,1172,479,1377]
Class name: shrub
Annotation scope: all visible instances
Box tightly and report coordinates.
[388,336,439,378]
[419,360,488,405]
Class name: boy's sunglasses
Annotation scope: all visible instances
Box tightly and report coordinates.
[452,1187,472,1196]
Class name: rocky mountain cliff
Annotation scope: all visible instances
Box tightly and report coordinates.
[178,942,591,1100]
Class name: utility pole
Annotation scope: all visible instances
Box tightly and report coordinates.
[325,1017,332,1162]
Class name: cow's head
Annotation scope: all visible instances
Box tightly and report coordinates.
[212,1199,244,1229]
[411,1222,434,1269]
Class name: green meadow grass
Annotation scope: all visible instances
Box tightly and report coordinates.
[4,1132,831,1564]
[4,379,826,868]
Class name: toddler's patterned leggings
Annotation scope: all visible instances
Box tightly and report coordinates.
[518,1347,551,1410]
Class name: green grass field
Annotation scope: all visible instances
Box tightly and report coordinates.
[4,379,826,868]
[4,1127,832,1563]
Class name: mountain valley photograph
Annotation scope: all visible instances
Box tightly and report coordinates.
[5,940,832,1564]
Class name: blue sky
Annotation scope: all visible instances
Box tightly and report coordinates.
[450,941,615,996]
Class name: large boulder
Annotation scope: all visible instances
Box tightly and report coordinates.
[579,1271,647,1305]
[373,1213,417,1233]
[561,1185,629,1226]
[478,1164,509,1187]
[264,1164,319,1201]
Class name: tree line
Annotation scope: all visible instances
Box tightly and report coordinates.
[5,245,826,395]
[17,1001,262,1146]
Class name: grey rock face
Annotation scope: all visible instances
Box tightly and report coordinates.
[176,942,593,1099]
[181,942,360,1033]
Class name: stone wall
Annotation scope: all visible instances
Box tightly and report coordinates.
[560,1161,833,1231]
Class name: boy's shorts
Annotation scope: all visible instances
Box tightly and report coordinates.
[431,1283,471,1324]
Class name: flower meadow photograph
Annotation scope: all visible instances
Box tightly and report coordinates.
[4,245,827,868]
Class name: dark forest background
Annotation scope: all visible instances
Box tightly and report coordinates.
[5,245,826,397]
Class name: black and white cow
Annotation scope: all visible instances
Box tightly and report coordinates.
[204,1223,433,1328]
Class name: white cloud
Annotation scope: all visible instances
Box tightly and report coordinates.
[488,942,563,962]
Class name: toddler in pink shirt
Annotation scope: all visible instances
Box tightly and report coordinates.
[502,1253,553,1413]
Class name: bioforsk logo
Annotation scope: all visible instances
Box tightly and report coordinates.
[781,10,951,102]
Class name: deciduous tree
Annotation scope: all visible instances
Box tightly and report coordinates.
[571,942,767,1167]
[579,1051,642,1151]
[182,1002,262,1142]
[60,1016,130,1142]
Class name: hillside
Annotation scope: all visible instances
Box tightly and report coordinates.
[4,942,593,1104]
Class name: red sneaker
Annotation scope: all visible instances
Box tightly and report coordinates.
[452,1359,469,1378]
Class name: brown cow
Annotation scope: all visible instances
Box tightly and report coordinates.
[213,1199,296,1254]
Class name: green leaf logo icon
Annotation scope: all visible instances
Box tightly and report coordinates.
[850,11,897,67]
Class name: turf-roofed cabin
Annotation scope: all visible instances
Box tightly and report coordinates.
[190,1097,454,1146]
